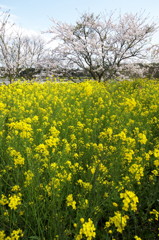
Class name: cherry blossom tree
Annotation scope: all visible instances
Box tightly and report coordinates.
[0,8,48,83]
[48,12,158,81]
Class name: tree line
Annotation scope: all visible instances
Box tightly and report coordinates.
[0,8,159,83]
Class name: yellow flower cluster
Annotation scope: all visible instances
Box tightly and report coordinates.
[134,236,142,240]
[77,179,93,191]
[8,147,25,166]
[0,194,8,205]
[66,194,76,210]
[11,185,21,192]
[7,120,33,141]
[76,218,96,240]
[8,193,22,210]
[120,97,137,111]
[138,133,147,144]
[120,190,139,212]
[150,209,159,221]
[105,211,129,233]
[83,83,93,96]
[0,191,22,211]
[24,170,34,187]
[129,164,144,183]
[0,229,23,240]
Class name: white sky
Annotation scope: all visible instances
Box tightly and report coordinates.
[0,0,159,31]
[0,0,159,44]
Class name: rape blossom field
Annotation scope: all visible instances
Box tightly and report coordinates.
[0,79,159,240]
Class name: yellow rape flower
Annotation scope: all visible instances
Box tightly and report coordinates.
[150,209,159,221]
[120,190,139,212]
[129,164,144,183]
[154,148,159,158]
[84,83,93,96]
[76,218,96,240]
[80,218,85,223]
[32,115,39,122]
[134,236,142,240]
[0,194,8,205]
[11,185,21,192]
[77,121,85,130]
[24,170,34,187]
[121,97,137,111]
[45,136,59,148]
[8,120,32,139]
[124,149,134,162]
[138,133,147,144]
[8,193,22,210]
[35,144,49,156]
[117,130,127,141]
[77,179,92,191]
[49,126,60,137]
[8,148,25,166]
[154,160,159,167]
[6,229,24,240]
[112,202,118,207]
[0,231,6,239]
[79,199,89,209]
[107,211,129,233]
[66,194,76,210]
[0,102,6,111]
[99,128,113,139]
